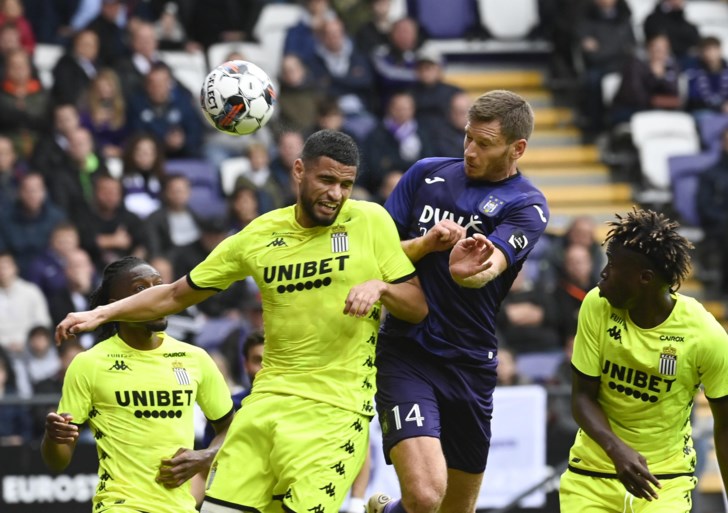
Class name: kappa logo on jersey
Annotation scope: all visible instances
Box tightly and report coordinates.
[172,361,191,385]
[659,346,678,376]
[424,177,445,184]
[508,231,528,250]
[478,195,505,217]
[109,360,131,371]
[331,226,349,253]
[267,237,287,247]
[607,326,622,343]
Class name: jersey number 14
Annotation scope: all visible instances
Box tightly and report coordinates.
[391,404,425,430]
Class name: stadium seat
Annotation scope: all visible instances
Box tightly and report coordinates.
[166,159,226,219]
[515,352,564,383]
[638,135,701,191]
[697,113,728,152]
[624,0,655,42]
[159,50,208,96]
[410,0,479,39]
[207,41,280,81]
[252,3,305,42]
[601,72,622,107]
[33,43,64,89]
[389,0,408,21]
[669,151,721,227]
[684,1,728,29]
[478,0,538,40]
[630,110,699,150]
[219,157,253,196]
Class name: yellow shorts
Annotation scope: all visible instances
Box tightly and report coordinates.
[560,467,697,513]
[202,392,369,513]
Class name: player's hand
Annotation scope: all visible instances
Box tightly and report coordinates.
[609,442,661,500]
[422,220,466,254]
[157,447,212,489]
[55,310,104,345]
[448,233,495,281]
[344,280,387,317]
[45,413,79,444]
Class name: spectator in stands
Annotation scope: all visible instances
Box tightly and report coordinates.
[696,127,728,298]
[227,181,260,233]
[306,17,376,141]
[0,21,21,78]
[546,215,605,287]
[643,0,700,62]
[25,221,80,298]
[145,174,202,260]
[370,17,420,110]
[610,34,681,125]
[269,130,304,205]
[685,36,728,116]
[0,252,51,356]
[30,103,81,181]
[0,345,31,445]
[51,28,99,106]
[0,0,35,55]
[429,91,470,158]
[79,68,128,159]
[187,0,259,50]
[171,215,228,280]
[78,172,148,269]
[21,325,60,386]
[553,243,596,345]
[575,0,636,138]
[355,0,392,56]
[153,1,195,52]
[496,268,562,354]
[84,0,128,67]
[120,133,165,219]
[362,91,433,195]
[236,142,288,213]
[46,126,106,220]
[115,21,163,98]
[0,173,65,276]
[276,54,322,134]
[127,63,203,159]
[0,48,49,159]
[283,0,337,63]
[495,347,531,386]
[375,169,402,205]
[411,47,463,130]
[47,248,96,349]
[0,133,27,208]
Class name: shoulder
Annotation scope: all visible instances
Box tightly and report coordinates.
[582,287,607,311]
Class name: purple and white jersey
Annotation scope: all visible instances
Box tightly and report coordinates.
[381,157,550,365]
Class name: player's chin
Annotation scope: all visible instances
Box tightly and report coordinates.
[146,319,169,332]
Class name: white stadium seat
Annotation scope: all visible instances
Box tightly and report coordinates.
[684,1,728,28]
[638,135,700,191]
[478,0,539,40]
[601,72,622,107]
[630,110,699,150]
[33,43,64,89]
[207,41,279,80]
[219,157,253,196]
[252,3,305,42]
[624,0,656,42]
[159,50,207,96]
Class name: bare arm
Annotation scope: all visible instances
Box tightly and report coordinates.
[41,413,80,472]
[571,370,661,500]
[401,220,466,263]
[448,234,508,288]
[56,276,216,343]
[708,398,728,493]
[344,276,427,324]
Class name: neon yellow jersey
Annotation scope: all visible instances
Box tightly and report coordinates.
[570,288,728,475]
[58,333,233,513]
[188,200,416,416]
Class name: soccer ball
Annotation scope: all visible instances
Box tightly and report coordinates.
[200,60,276,135]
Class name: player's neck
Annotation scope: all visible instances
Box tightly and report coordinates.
[117,328,164,351]
[628,290,676,329]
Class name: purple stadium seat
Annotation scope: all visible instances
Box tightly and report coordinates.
[408,0,480,39]
[165,159,226,220]
[669,151,721,226]
[697,113,728,152]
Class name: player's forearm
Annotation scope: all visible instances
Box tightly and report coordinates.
[41,435,74,472]
[401,238,431,263]
[452,266,500,288]
[381,279,428,324]
[96,279,207,323]
[572,394,625,460]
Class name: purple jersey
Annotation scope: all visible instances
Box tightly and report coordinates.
[381,157,550,364]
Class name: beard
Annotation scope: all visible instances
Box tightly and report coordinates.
[145,318,168,332]
[299,188,339,227]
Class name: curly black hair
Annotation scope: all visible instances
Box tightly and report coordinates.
[603,208,693,291]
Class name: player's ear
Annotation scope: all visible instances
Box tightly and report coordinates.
[292,158,304,184]
[511,139,527,160]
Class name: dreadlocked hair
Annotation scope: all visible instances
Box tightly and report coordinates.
[89,256,147,343]
[603,208,693,291]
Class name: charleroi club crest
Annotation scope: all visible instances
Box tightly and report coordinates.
[659,346,677,376]
[331,225,349,253]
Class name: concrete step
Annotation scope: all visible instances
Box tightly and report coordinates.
[529,126,582,147]
[446,69,544,91]
[533,106,575,129]
[520,145,600,167]
[521,163,610,176]
[540,183,633,206]
[528,173,612,187]
[466,88,552,108]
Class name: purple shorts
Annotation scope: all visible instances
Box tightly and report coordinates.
[375,334,497,474]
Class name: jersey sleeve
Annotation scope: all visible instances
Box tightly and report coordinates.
[57,354,93,425]
[571,288,603,378]
[195,349,235,422]
[383,159,431,237]
[370,203,416,283]
[697,319,728,400]
[489,194,550,267]
[188,230,252,291]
